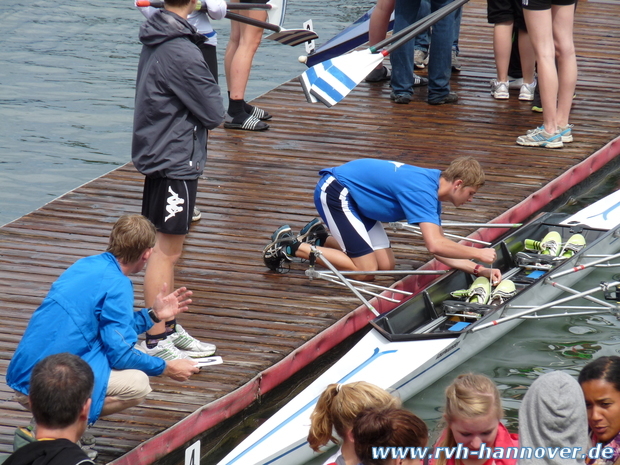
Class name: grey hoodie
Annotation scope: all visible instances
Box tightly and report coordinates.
[518,371,590,465]
[132,9,224,179]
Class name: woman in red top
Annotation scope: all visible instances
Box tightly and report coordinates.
[430,373,518,465]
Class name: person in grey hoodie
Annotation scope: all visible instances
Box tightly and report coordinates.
[132,0,225,361]
[518,370,590,465]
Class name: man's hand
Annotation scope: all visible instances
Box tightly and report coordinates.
[163,359,199,381]
[151,283,193,321]
[477,247,497,264]
[481,267,502,285]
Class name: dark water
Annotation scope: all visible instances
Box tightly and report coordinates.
[0,0,374,226]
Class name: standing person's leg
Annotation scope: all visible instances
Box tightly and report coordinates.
[488,0,516,99]
[223,4,270,131]
[414,0,431,69]
[517,6,562,147]
[493,22,514,84]
[427,0,457,104]
[451,6,463,71]
[366,0,396,81]
[513,0,537,100]
[141,178,215,357]
[552,3,577,130]
[390,0,421,103]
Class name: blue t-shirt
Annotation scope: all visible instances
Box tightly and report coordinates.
[320,159,442,224]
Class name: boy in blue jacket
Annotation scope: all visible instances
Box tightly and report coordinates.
[7,215,199,424]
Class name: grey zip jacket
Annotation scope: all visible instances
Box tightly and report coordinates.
[132,9,224,179]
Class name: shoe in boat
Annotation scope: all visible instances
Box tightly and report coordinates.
[559,233,586,258]
[489,279,517,306]
[168,323,216,356]
[451,276,491,304]
[524,231,563,256]
[297,218,329,246]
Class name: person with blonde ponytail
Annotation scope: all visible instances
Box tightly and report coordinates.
[430,373,518,465]
[308,382,401,465]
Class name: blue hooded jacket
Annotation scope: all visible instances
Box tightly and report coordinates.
[6,253,165,424]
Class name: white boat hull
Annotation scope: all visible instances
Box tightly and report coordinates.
[218,189,620,465]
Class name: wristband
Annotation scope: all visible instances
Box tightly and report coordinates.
[473,264,482,276]
[147,308,161,323]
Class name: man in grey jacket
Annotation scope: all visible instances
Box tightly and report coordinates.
[132,0,225,360]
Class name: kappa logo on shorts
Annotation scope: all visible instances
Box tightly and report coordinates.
[389,161,405,171]
[165,186,185,221]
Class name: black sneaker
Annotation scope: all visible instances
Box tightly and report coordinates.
[263,225,295,272]
[428,92,458,105]
[297,218,328,246]
[390,91,412,104]
[365,66,390,83]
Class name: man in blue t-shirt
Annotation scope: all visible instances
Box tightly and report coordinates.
[263,157,500,282]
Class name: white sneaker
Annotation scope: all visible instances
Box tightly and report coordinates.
[558,124,574,143]
[414,49,428,69]
[519,80,537,101]
[508,76,523,89]
[490,79,509,99]
[168,323,216,357]
[138,338,191,361]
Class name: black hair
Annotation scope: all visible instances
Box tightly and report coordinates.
[578,355,620,392]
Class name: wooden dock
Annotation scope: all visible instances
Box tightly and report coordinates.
[1,0,620,462]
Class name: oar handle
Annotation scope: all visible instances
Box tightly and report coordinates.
[225,11,279,32]
[371,0,469,55]
[136,0,272,11]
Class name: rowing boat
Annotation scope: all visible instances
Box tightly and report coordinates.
[217,189,620,465]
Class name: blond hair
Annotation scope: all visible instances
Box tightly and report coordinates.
[441,156,485,189]
[435,373,502,465]
[307,382,401,452]
[106,214,156,264]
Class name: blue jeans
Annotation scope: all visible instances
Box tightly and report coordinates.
[415,0,462,53]
[391,0,457,100]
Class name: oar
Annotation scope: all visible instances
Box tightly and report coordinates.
[301,0,469,107]
[137,0,316,46]
[225,12,317,46]
[137,0,284,26]
[299,3,451,105]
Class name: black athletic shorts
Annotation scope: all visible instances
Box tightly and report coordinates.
[141,177,197,235]
[522,0,577,10]
[488,0,526,29]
